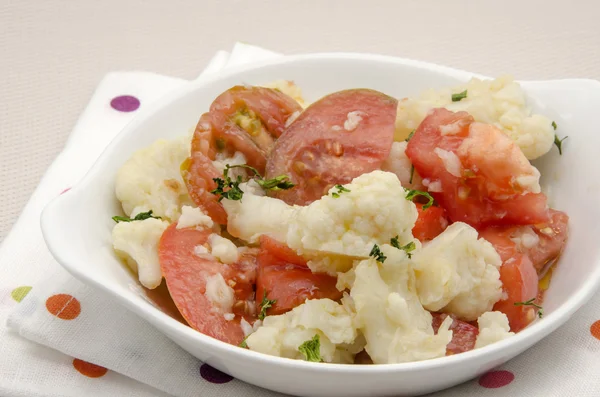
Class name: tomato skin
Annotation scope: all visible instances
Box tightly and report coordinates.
[492,253,539,332]
[158,224,257,345]
[412,203,448,242]
[266,89,397,205]
[431,313,478,355]
[406,108,549,228]
[527,209,569,272]
[256,236,342,316]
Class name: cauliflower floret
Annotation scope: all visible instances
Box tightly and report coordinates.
[395,76,554,159]
[204,273,235,315]
[176,205,213,229]
[223,170,418,274]
[381,141,424,190]
[112,218,170,289]
[208,234,239,264]
[475,311,515,349]
[245,299,362,363]
[222,193,294,244]
[262,80,307,108]
[411,222,503,321]
[115,135,192,222]
[350,246,453,364]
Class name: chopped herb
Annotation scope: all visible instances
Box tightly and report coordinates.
[211,165,245,202]
[227,164,295,192]
[451,90,467,102]
[369,244,387,263]
[404,189,435,210]
[390,236,416,259]
[554,134,568,155]
[258,291,276,320]
[514,298,543,318]
[409,164,415,184]
[331,184,351,198]
[405,130,415,142]
[552,121,557,130]
[298,334,322,362]
[112,210,161,223]
[255,175,295,191]
[239,336,249,348]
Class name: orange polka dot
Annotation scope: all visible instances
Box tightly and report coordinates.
[46,294,81,320]
[72,358,108,378]
[590,320,600,340]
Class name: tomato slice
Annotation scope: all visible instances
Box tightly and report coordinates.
[256,236,342,316]
[412,203,448,242]
[158,224,257,345]
[431,312,478,355]
[492,253,539,332]
[479,225,540,331]
[406,108,549,228]
[527,209,569,272]
[266,89,397,205]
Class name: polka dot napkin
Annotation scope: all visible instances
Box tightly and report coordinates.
[2,43,600,397]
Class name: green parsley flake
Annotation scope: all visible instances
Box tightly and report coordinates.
[404,189,435,210]
[405,130,415,142]
[552,121,557,130]
[553,134,568,155]
[298,334,322,362]
[258,291,276,320]
[390,236,416,259]
[112,210,161,223]
[409,164,415,184]
[331,184,351,198]
[451,90,467,102]
[369,244,387,263]
[514,298,543,318]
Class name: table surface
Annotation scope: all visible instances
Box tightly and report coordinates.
[1,0,599,241]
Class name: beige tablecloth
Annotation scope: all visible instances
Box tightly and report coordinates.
[1,0,599,240]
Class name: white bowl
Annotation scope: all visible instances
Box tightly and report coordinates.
[41,53,600,397]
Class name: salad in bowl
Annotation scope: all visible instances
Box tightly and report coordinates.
[110,76,568,365]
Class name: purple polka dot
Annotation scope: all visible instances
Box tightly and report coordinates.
[200,364,233,384]
[478,370,515,388]
[110,95,140,112]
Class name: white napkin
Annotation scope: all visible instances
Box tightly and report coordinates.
[2,43,600,397]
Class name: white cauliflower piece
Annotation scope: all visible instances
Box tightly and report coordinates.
[262,79,307,108]
[412,222,503,321]
[350,246,453,364]
[224,170,418,274]
[475,311,515,349]
[208,234,239,264]
[245,299,361,363]
[395,76,554,159]
[176,205,213,229]
[222,193,294,244]
[204,273,235,315]
[115,135,192,222]
[381,141,424,190]
[112,218,170,289]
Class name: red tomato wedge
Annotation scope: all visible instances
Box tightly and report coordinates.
[183,86,302,224]
[431,313,478,355]
[158,224,258,345]
[256,236,342,316]
[479,209,569,272]
[181,152,228,225]
[405,108,549,228]
[479,225,539,331]
[412,203,448,242]
[266,89,397,205]
[492,254,539,332]
[527,209,569,272]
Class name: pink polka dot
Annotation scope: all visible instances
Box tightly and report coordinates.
[110,95,140,112]
[479,370,515,388]
[200,364,233,384]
